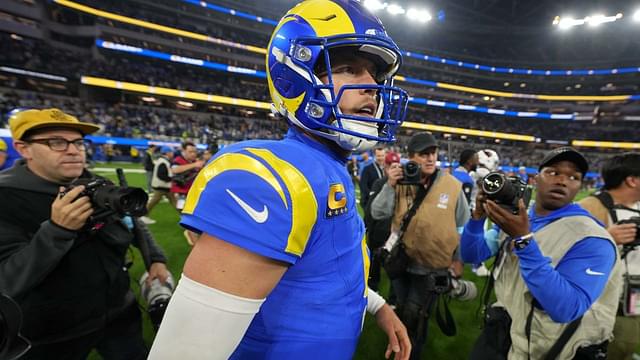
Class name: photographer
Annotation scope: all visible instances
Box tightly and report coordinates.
[370,132,470,360]
[461,147,621,359]
[0,109,169,360]
[364,151,401,292]
[147,146,178,215]
[170,141,203,211]
[579,152,640,359]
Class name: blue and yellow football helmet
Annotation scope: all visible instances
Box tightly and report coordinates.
[267,0,409,151]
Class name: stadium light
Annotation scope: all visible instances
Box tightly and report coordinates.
[364,0,386,11]
[634,9,640,21]
[387,4,405,15]
[406,8,432,23]
[586,13,620,26]
[554,12,624,29]
[555,16,585,29]
[177,101,194,108]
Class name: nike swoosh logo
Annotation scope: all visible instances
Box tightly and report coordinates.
[226,189,269,223]
[585,268,605,276]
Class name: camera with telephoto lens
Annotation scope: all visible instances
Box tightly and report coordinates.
[450,278,478,301]
[426,270,478,301]
[140,271,175,331]
[399,161,422,185]
[61,178,149,222]
[481,172,532,214]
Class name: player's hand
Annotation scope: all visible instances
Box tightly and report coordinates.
[608,223,638,245]
[51,186,94,231]
[146,262,171,285]
[472,188,488,220]
[484,199,530,238]
[375,304,411,360]
[387,163,404,188]
[193,160,204,169]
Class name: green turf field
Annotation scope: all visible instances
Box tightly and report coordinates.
[88,162,594,359]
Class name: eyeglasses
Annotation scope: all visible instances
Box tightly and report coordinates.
[26,137,88,152]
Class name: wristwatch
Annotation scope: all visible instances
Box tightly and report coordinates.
[512,233,534,251]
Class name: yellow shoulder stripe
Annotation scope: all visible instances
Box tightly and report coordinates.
[247,148,318,256]
[182,152,287,215]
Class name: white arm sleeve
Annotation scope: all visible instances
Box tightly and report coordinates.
[367,287,386,315]
[148,274,265,360]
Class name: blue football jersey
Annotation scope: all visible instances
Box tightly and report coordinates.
[181,128,369,359]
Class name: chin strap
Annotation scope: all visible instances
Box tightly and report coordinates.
[330,119,380,152]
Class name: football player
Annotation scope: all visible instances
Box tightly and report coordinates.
[150,1,410,359]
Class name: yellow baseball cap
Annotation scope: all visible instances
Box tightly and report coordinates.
[0,138,6,152]
[9,108,100,140]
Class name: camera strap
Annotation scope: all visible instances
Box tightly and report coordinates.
[592,191,619,223]
[525,299,582,360]
[397,169,438,242]
[478,238,511,323]
[593,190,640,259]
[435,292,457,336]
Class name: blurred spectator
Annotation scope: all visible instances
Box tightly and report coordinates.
[451,149,478,204]
[146,146,178,217]
[359,147,386,207]
[143,144,157,192]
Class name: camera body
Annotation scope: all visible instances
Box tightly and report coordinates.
[481,172,532,214]
[618,217,640,247]
[62,178,149,220]
[426,270,452,294]
[398,161,422,185]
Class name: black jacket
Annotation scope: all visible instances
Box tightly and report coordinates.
[364,176,392,249]
[143,151,154,172]
[0,160,166,345]
[359,162,384,207]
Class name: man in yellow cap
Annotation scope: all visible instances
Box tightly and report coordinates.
[0,108,170,360]
[0,138,8,171]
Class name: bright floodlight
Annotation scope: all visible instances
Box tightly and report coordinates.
[407,8,432,23]
[554,13,622,29]
[587,14,606,26]
[634,9,640,21]
[555,16,586,29]
[387,3,405,15]
[364,0,386,11]
[586,14,619,26]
